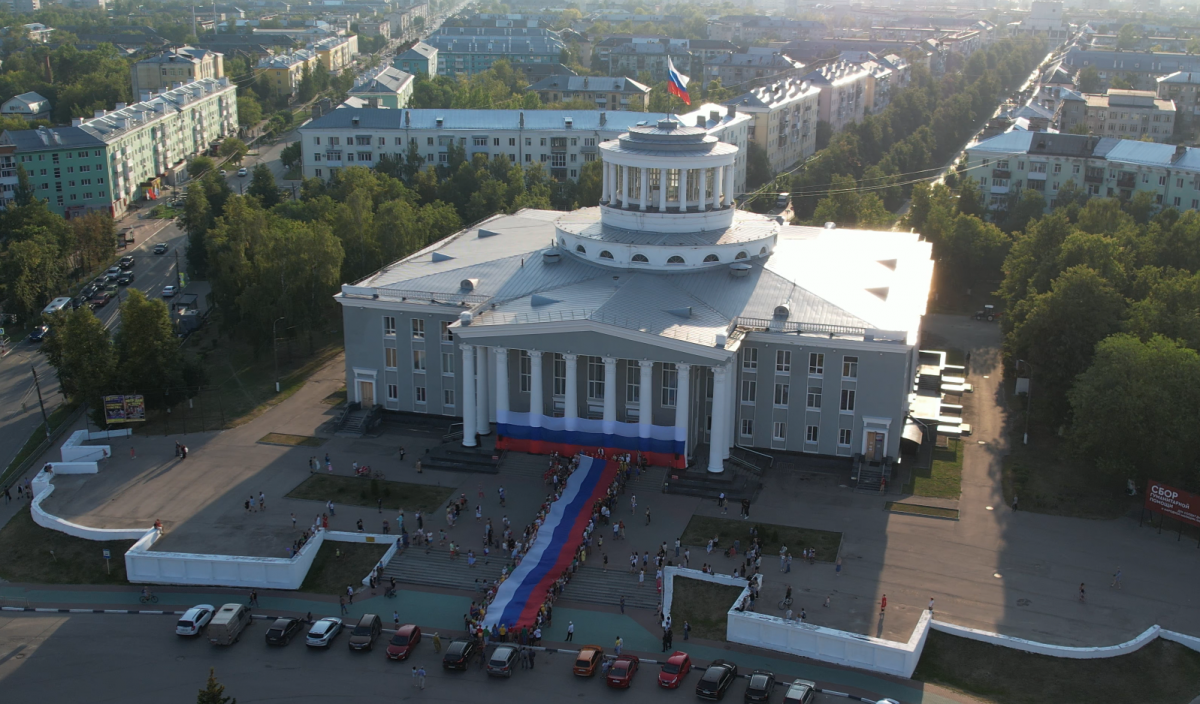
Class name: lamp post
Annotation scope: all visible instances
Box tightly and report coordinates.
[1016,359,1033,445]
[272,317,286,392]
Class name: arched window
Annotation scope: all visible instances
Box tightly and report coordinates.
[600,250,614,259]
[774,304,790,319]
[632,254,649,263]
[575,245,586,254]
[667,255,685,264]
[759,247,768,255]
[735,251,749,260]
[703,254,720,262]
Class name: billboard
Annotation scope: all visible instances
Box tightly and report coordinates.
[103,394,146,423]
[1144,480,1200,528]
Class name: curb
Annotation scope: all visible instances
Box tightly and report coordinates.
[886,507,960,521]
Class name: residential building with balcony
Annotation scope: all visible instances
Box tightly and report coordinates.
[1062,47,1200,92]
[429,28,564,76]
[528,76,650,112]
[729,76,820,174]
[359,20,390,41]
[705,16,826,43]
[348,66,414,109]
[1156,71,1200,124]
[394,41,437,77]
[256,50,320,97]
[311,35,358,73]
[702,50,805,91]
[1066,89,1177,142]
[131,47,225,98]
[803,61,870,135]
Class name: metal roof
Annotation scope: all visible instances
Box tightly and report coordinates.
[0,126,104,151]
[305,107,677,132]
[528,76,650,94]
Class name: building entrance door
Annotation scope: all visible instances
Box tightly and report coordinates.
[358,379,375,406]
[865,431,886,462]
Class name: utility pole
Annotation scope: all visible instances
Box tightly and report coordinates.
[32,366,50,441]
[272,317,286,392]
[174,248,183,289]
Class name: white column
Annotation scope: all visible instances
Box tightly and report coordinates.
[711,167,721,210]
[601,163,610,203]
[675,363,691,462]
[639,166,649,211]
[564,353,579,431]
[494,347,510,422]
[475,345,490,435]
[659,168,667,211]
[460,343,477,447]
[602,356,617,434]
[529,350,544,426]
[722,360,734,459]
[680,167,689,212]
[725,166,735,207]
[638,360,653,442]
[707,364,727,473]
[621,165,631,207]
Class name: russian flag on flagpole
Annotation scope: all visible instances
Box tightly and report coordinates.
[667,57,691,106]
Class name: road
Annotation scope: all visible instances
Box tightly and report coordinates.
[0,612,865,704]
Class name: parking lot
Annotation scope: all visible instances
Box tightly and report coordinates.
[0,612,870,704]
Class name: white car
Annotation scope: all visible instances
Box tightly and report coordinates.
[237,167,248,177]
[176,604,215,636]
[305,617,343,647]
[219,169,227,177]
[162,285,177,298]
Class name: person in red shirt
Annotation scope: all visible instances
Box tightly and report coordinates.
[880,595,887,615]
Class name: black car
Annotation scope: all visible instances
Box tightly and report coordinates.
[347,613,381,651]
[119,255,135,269]
[264,617,303,646]
[28,325,50,342]
[696,659,738,701]
[744,670,775,703]
[153,243,168,254]
[442,639,477,670]
[116,271,135,286]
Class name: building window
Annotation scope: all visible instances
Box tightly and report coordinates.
[806,386,822,409]
[412,318,425,339]
[842,356,858,379]
[441,352,454,376]
[587,357,606,400]
[809,353,824,375]
[385,347,398,369]
[806,425,819,443]
[413,350,426,371]
[774,383,789,407]
[741,379,756,404]
[776,350,791,373]
[773,422,786,441]
[840,389,856,412]
[440,321,453,342]
[838,428,852,446]
[625,361,641,404]
[519,351,532,393]
[443,388,455,407]
[741,418,754,437]
[661,363,678,407]
[383,316,396,335]
[415,386,427,403]
[387,384,398,400]
[553,354,566,396]
[743,347,758,371]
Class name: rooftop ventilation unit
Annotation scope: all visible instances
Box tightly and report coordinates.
[729,263,752,277]
[431,252,455,262]
[773,303,790,319]
[460,278,479,291]
[478,229,500,238]
[824,222,836,229]
[543,251,562,264]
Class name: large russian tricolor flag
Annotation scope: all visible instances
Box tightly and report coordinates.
[482,455,618,629]
[495,410,687,469]
[667,57,691,106]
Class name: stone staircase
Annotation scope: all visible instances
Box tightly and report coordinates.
[382,545,510,596]
[336,408,370,438]
[559,563,662,610]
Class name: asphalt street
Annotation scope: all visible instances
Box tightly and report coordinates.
[0,612,861,704]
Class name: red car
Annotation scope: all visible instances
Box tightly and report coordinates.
[385,624,421,660]
[659,650,692,688]
[607,654,639,688]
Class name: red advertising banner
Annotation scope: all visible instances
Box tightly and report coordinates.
[1145,480,1200,528]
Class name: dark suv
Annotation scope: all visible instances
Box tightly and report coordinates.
[442,639,477,670]
[696,659,739,701]
[264,617,302,646]
[347,614,381,651]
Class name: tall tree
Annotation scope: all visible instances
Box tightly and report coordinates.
[71,211,116,274]
[247,165,281,208]
[182,187,212,279]
[1,231,65,320]
[41,306,114,412]
[114,289,185,407]
[197,668,236,704]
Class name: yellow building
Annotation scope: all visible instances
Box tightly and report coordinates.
[256,50,320,97]
[311,35,359,74]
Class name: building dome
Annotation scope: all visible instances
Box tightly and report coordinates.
[555,119,778,270]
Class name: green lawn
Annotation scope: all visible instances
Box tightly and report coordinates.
[0,507,135,585]
[680,516,842,562]
[905,439,963,499]
[914,630,1200,704]
[286,474,453,513]
[300,541,388,595]
[259,432,325,447]
[885,502,960,520]
[669,577,745,641]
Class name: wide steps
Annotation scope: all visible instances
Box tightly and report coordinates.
[383,546,510,593]
[559,564,662,610]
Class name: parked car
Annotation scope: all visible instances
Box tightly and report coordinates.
[305,617,343,647]
[442,639,477,670]
[385,624,421,660]
[28,325,50,342]
[607,654,639,689]
[347,613,382,651]
[696,659,738,701]
[237,167,248,176]
[219,169,228,176]
[744,670,775,703]
[116,271,135,286]
[782,679,817,704]
[486,645,519,677]
[89,291,114,309]
[208,603,251,645]
[265,617,303,646]
[175,604,215,636]
[162,285,178,298]
[153,243,168,254]
[104,266,122,281]
[119,255,135,269]
[573,645,604,676]
[659,651,692,688]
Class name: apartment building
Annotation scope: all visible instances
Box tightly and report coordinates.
[256,50,320,97]
[348,66,414,109]
[803,61,870,134]
[0,77,237,219]
[1062,47,1200,92]
[1079,90,1176,142]
[528,76,650,111]
[429,26,564,76]
[730,76,820,174]
[703,50,805,91]
[1156,71,1200,123]
[298,104,752,195]
[706,16,826,43]
[312,35,358,73]
[359,20,390,41]
[599,37,736,83]
[394,41,437,77]
[131,47,225,98]
[965,131,1200,213]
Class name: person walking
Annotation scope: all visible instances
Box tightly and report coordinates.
[638,568,645,587]
[880,594,887,616]
[498,485,506,506]
[259,492,266,511]
[327,500,336,516]
[645,506,652,525]
[674,538,681,557]
[566,621,574,641]
[433,632,442,652]
[630,495,637,514]
[399,446,406,461]
[290,513,297,529]
[339,595,348,615]
[619,595,625,614]
[615,635,623,656]
[835,557,842,577]
[393,611,400,627]
[417,665,426,689]
[683,620,691,641]
[248,590,259,608]
[1111,567,1123,589]
[719,492,727,514]
[528,647,536,670]
[684,547,690,568]
[347,585,356,604]
[1079,583,1087,603]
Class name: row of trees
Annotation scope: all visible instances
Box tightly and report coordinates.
[0,43,133,123]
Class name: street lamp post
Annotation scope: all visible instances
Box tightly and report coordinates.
[1016,359,1033,445]
[272,317,286,393]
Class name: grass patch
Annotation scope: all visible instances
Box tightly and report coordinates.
[1003,438,1133,520]
[300,540,389,595]
[0,403,78,490]
[321,387,347,405]
[885,502,959,520]
[148,204,183,219]
[0,507,135,585]
[259,432,325,447]
[914,630,1200,704]
[669,577,745,641]
[680,515,842,562]
[287,474,453,513]
[283,164,302,181]
[904,439,963,499]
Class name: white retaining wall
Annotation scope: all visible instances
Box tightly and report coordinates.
[44,462,100,475]
[30,473,149,541]
[323,531,402,587]
[125,528,325,589]
[59,428,130,463]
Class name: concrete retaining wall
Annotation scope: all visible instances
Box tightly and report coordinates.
[125,528,325,590]
[59,428,130,463]
[44,462,100,475]
[29,474,150,541]
[324,531,401,587]
[931,621,1173,658]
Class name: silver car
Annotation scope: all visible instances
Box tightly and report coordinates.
[175,604,215,636]
[305,617,343,647]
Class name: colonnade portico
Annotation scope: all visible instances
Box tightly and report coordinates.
[455,343,722,472]
[600,161,736,212]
